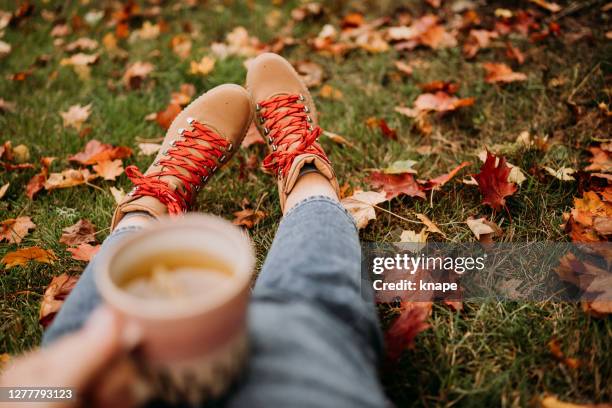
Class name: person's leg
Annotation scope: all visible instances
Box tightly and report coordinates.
[44,85,253,345]
[229,53,386,407]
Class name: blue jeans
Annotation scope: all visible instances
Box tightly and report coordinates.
[44,196,387,408]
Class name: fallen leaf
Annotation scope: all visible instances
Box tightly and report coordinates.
[232,208,266,229]
[170,83,196,107]
[544,166,576,181]
[190,56,216,76]
[466,217,502,242]
[2,247,57,269]
[242,122,266,148]
[423,162,471,190]
[51,24,71,37]
[416,213,446,238]
[385,302,431,360]
[69,139,132,165]
[64,37,98,52]
[473,151,517,211]
[322,130,355,148]
[156,103,182,130]
[418,80,460,94]
[0,40,11,58]
[529,0,561,13]
[585,147,612,173]
[93,159,124,180]
[59,53,99,67]
[0,216,36,244]
[39,273,79,328]
[67,243,101,262]
[122,61,154,90]
[547,338,582,369]
[44,168,97,191]
[383,160,418,175]
[294,61,324,88]
[0,98,16,113]
[369,171,426,200]
[399,229,428,251]
[394,60,413,76]
[539,395,612,408]
[60,104,92,130]
[138,142,162,156]
[110,186,126,204]
[505,42,526,64]
[131,21,160,41]
[463,29,498,58]
[319,84,343,100]
[396,92,475,117]
[483,62,527,83]
[170,34,192,59]
[0,183,9,199]
[59,219,96,246]
[341,190,387,229]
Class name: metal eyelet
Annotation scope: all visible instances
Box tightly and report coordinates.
[309,125,314,131]
[178,128,185,135]
[195,185,201,192]
[162,151,169,156]
[272,144,277,151]
[170,140,176,147]
[306,115,313,123]
[298,94,305,101]
[268,136,274,143]
[255,103,261,111]
[259,116,265,124]
[202,175,209,183]
[227,143,233,151]
[263,127,269,135]
[187,117,195,125]
[219,154,226,162]
[304,106,310,113]
[212,165,218,172]
[278,169,283,178]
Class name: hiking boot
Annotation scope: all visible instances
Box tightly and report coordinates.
[246,53,339,212]
[111,84,253,229]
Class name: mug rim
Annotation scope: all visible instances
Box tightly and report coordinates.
[95,213,255,320]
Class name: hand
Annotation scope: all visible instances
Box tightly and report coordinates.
[0,307,134,408]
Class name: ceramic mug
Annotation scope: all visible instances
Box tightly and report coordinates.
[95,213,254,405]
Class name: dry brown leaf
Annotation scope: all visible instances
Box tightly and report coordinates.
[341,190,388,229]
[232,208,266,229]
[138,142,162,156]
[483,62,527,83]
[0,216,36,244]
[156,103,182,130]
[93,159,124,181]
[59,219,96,246]
[170,83,196,107]
[294,61,324,88]
[44,168,97,191]
[585,147,612,173]
[466,217,502,243]
[319,84,343,100]
[322,130,355,148]
[123,61,154,90]
[170,34,192,59]
[2,247,57,269]
[110,186,126,204]
[39,273,79,328]
[65,37,98,52]
[415,213,446,238]
[69,139,132,165]
[369,172,426,200]
[60,104,92,130]
[540,395,612,408]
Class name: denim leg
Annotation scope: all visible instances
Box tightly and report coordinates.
[42,225,144,346]
[227,196,387,408]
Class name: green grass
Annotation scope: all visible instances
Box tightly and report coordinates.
[1,0,611,406]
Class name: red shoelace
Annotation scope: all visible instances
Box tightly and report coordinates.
[125,118,230,214]
[258,94,330,177]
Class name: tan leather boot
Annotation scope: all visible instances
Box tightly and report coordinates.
[246,53,339,212]
[111,84,253,229]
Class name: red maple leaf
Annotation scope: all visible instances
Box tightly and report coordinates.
[422,161,471,190]
[369,171,426,200]
[473,151,517,211]
[385,302,431,361]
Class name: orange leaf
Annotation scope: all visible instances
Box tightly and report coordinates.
[0,216,36,244]
[66,243,101,262]
[473,151,517,211]
[232,209,266,229]
[44,168,97,191]
[68,139,132,165]
[156,103,182,130]
[2,246,57,269]
[39,273,79,328]
[369,171,426,200]
[483,62,527,83]
[93,159,124,180]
